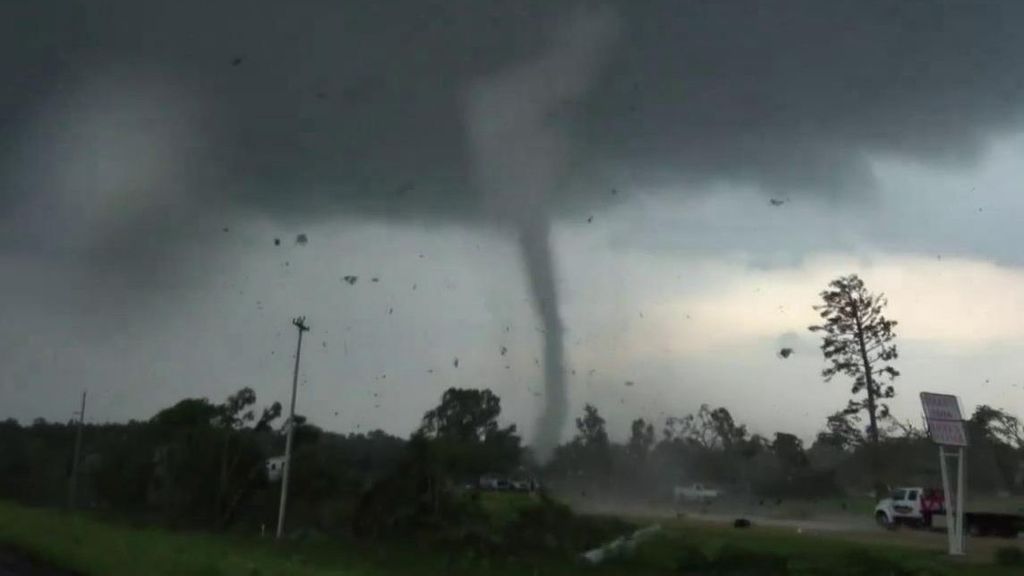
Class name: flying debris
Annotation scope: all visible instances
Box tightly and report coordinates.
[296,233,308,245]
[586,216,593,223]
[453,357,459,368]
[395,182,415,196]
[343,276,358,285]
[231,56,243,66]
[222,227,229,232]
[427,369,434,374]
[769,198,786,207]
[610,188,618,195]
[412,283,417,290]
[274,238,281,246]
[500,346,507,356]
[316,91,327,100]
[372,277,379,283]
[388,307,393,315]
[624,381,635,387]
[778,348,794,359]
[322,341,327,348]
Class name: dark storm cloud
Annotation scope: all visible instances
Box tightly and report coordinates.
[4,0,1024,227]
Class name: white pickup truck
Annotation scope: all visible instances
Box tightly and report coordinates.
[874,486,1023,537]
[673,483,720,503]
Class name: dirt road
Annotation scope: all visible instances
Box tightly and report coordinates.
[684,511,877,533]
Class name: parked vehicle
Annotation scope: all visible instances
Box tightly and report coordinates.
[478,473,540,492]
[673,483,720,503]
[874,486,1024,537]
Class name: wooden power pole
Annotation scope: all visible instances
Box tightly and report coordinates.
[68,390,87,509]
[276,316,309,539]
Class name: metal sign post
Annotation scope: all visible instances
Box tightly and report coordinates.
[921,392,968,556]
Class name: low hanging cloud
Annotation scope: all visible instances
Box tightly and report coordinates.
[5,1,1024,240]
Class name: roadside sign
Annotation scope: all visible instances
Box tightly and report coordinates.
[920,392,967,447]
[921,392,968,556]
[921,392,963,421]
[926,419,968,447]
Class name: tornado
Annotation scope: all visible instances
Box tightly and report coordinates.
[517,217,566,459]
[464,6,618,460]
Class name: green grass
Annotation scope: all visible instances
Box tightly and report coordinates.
[477,491,540,527]
[0,499,1020,576]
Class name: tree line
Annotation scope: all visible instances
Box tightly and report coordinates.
[1,274,1022,536]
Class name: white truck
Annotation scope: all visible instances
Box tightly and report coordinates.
[874,486,1023,537]
[673,483,720,504]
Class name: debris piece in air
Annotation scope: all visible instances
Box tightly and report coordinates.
[611,188,618,196]
[624,381,635,387]
[412,283,417,290]
[222,227,229,233]
[587,216,593,223]
[769,198,786,207]
[453,357,459,368]
[316,92,327,100]
[231,56,243,66]
[500,346,507,356]
[296,233,308,246]
[343,276,358,285]
[778,348,794,359]
[395,182,415,196]
[733,518,751,529]
[371,277,379,283]
[388,307,393,315]
[274,238,281,246]
[322,341,327,348]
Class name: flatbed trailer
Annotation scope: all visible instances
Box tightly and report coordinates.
[875,487,1024,538]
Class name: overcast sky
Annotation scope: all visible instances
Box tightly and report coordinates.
[4,1,1024,445]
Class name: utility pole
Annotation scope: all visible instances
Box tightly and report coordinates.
[68,390,87,510]
[276,316,309,539]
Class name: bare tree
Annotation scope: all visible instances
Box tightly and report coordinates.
[809,274,899,449]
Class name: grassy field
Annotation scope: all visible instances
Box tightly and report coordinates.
[1,498,1022,575]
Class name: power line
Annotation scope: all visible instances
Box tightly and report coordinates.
[68,390,86,509]
[276,316,309,539]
